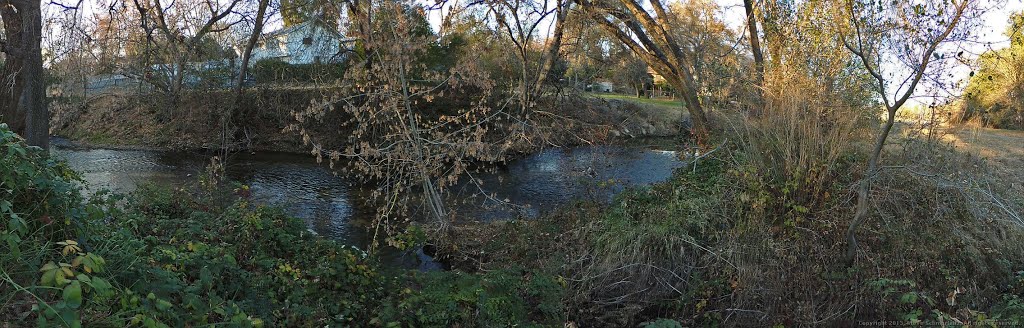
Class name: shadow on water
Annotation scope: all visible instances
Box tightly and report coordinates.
[51,140,682,270]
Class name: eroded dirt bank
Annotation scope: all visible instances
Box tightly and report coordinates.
[51,89,688,153]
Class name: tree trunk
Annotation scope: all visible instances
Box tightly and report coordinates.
[531,0,569,99]
[743,0,765,81]
[0,0,48,149]
[743,0,766,116]
[19,0,46,149]
[172,59,185,97]
[844,107,896,265]
[222,0,271,153]
[840,0,967,266]
[399,53,448,227]
[234,0,270,100]
[577,0,711,142]
[0,2,26,135]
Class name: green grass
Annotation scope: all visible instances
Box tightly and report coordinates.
[589,92,683,110]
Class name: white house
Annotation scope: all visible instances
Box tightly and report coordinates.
[248,19,357,65]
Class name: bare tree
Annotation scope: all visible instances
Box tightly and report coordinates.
[233,0,271,102]
[131,0,242,102]
[840,0,978,265]
[292,0,504,243]
[483,0,569,112]
[221,0,271,154]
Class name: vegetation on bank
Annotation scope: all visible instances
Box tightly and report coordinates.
[0,124,565,327]
[7,0,1024,326]
[12,94,1024,327]
[436,124,1024,326]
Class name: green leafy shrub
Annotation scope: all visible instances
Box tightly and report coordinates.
[1,123,120,327]
[1,123,566,327]
[0,124,385,326]
[252,58,347,83]
[986,271,1024,325]
[107,184,391,326]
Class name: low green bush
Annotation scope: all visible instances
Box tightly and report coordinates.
[0,124,384,326]
[1,123,117,328]
[252,58,347,83]
[1,124,565,327]
[106,184,390,326]
[581,159,726,309]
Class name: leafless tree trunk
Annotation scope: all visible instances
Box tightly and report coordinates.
[486,0,567,112]
[0,1,26,135]
[531,0,569,98]
[402,67,449,227]
[840,0,971,266]
[135,0,241,105]
[743,0,765,81]
[1,0,49,149]
[221,0,271,154]
[233,0,270,101]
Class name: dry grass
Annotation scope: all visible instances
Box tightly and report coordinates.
[728,67,870,214]
[705,70,1024,325]
[433,114,1024,325]
[945,126,1024,191]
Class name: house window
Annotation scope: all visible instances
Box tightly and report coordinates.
[302,37,313,45]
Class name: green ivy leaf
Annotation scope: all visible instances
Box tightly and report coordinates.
[7,215,27,236]
[0,199,12,214]
[900,292,918,304]
[156,299,174,312]
[90,276,114,298]
[64,280,83,309]
[3,233,21,258]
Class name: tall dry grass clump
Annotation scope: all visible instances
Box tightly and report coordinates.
[714,68,1024,324]
[730,67,869,212]
[712,67,872,323]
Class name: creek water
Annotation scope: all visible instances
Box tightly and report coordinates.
[50,142,684,269]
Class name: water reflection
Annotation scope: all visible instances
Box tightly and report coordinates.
[51,144,682,255]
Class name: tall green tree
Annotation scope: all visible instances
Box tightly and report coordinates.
[961,12,1024,129]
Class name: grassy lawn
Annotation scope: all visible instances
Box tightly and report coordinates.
[589,92,683,110]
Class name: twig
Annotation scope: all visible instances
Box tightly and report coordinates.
[689,138,727,174]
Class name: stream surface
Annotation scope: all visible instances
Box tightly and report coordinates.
[50,141,683,269]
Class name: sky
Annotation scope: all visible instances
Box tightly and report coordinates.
[60,0,1024,59]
